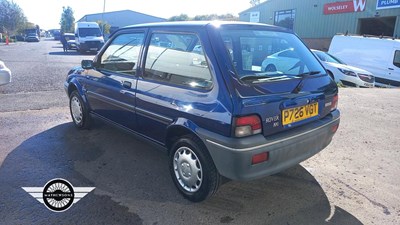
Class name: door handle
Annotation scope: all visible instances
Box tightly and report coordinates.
[122,81,132,88]
[388,68,394,71]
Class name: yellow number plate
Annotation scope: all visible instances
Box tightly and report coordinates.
[282,102,318,126]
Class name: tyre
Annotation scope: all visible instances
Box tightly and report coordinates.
[169,135,221,202]
[265,64,277,72]
[69,90,91,129]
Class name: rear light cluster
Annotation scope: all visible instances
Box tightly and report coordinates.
[234,115,262,137]
[234,115,269,165]
[331,94,338,111]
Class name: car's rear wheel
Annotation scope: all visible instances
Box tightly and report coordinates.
[265,64,277,72]
[169,135,221,202]
[69,90,91,129]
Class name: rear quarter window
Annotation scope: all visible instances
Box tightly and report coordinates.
[144,32,213,90]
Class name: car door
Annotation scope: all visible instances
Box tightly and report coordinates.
[135,31,214,144]
[84,30,146,130]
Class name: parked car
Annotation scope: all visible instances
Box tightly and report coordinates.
[261,48,300,73]
[329,35,400,87]
[64,21,340,202]
[312,49,375,88]
[10,35,25,42]
[63,33,77,50]
[0,60,11,85]
[25,33,40,42]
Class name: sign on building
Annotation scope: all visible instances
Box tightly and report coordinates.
[376,0,400,10]
[324,0,367,14]
[249,12,260,23]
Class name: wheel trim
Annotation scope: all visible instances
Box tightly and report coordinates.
[173,146,203,193]
[71,96,83,124]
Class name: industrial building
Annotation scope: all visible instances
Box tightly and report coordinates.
[239,0,400,50]
[78,10,166,34]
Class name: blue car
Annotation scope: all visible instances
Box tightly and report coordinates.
[64,21,340,202]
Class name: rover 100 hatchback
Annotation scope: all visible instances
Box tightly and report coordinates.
[64,21,340,202]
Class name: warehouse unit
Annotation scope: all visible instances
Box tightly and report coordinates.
[239,0,400,50]
[78,10,166,34]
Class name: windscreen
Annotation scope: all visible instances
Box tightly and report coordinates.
[220,29,325,82]
[78,28,102,37]
[315,51,345,65]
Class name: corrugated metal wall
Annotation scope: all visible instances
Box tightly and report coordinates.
[240,0,400,38]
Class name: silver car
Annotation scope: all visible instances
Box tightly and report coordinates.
[0,60,11,85]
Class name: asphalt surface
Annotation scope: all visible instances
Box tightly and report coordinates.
[0,39,399,225]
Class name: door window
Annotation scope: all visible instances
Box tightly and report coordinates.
[144,32,213,89]
[100,32,145,75]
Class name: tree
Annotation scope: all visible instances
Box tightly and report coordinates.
[60,6,75,33]
[97,20,111,34]
[275,17,294,30]
[168,14,190,21]
[216,14,238,21]
[0,0,28,34]
[169,14,238,22]
[250,0,261,7]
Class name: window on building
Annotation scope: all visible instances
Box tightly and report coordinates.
[274,9,296,30]
[144,33,213,89]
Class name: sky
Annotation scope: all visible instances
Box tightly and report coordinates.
[13,0,255,30]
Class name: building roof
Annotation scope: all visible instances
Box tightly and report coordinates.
[78,9,166,22]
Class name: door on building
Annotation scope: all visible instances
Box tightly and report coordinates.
[358,17,396,37]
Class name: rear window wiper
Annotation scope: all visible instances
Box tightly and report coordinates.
[292,71,322,93]
[296,71,322,77]
[240,74,273,81]
[240,71,288,82]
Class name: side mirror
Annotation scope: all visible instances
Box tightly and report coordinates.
[81,60,94,69]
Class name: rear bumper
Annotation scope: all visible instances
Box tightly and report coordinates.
[68,43,77,49]
[26,38,39,42]
[198,110,340,181]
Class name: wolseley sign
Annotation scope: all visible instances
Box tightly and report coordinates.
[324,0,367,14]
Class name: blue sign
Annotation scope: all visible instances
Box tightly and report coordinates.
[376,0,400,10]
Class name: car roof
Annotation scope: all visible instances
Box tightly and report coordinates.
[122,21,289,32]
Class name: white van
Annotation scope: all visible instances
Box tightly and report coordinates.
[329,35,400,87]
[75,22,105,53]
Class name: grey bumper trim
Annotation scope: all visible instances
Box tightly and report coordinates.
[206,116,340,152]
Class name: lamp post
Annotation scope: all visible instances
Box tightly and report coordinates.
[101,0,106,34]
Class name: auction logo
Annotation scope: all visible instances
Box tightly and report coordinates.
[22,178,95,212]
